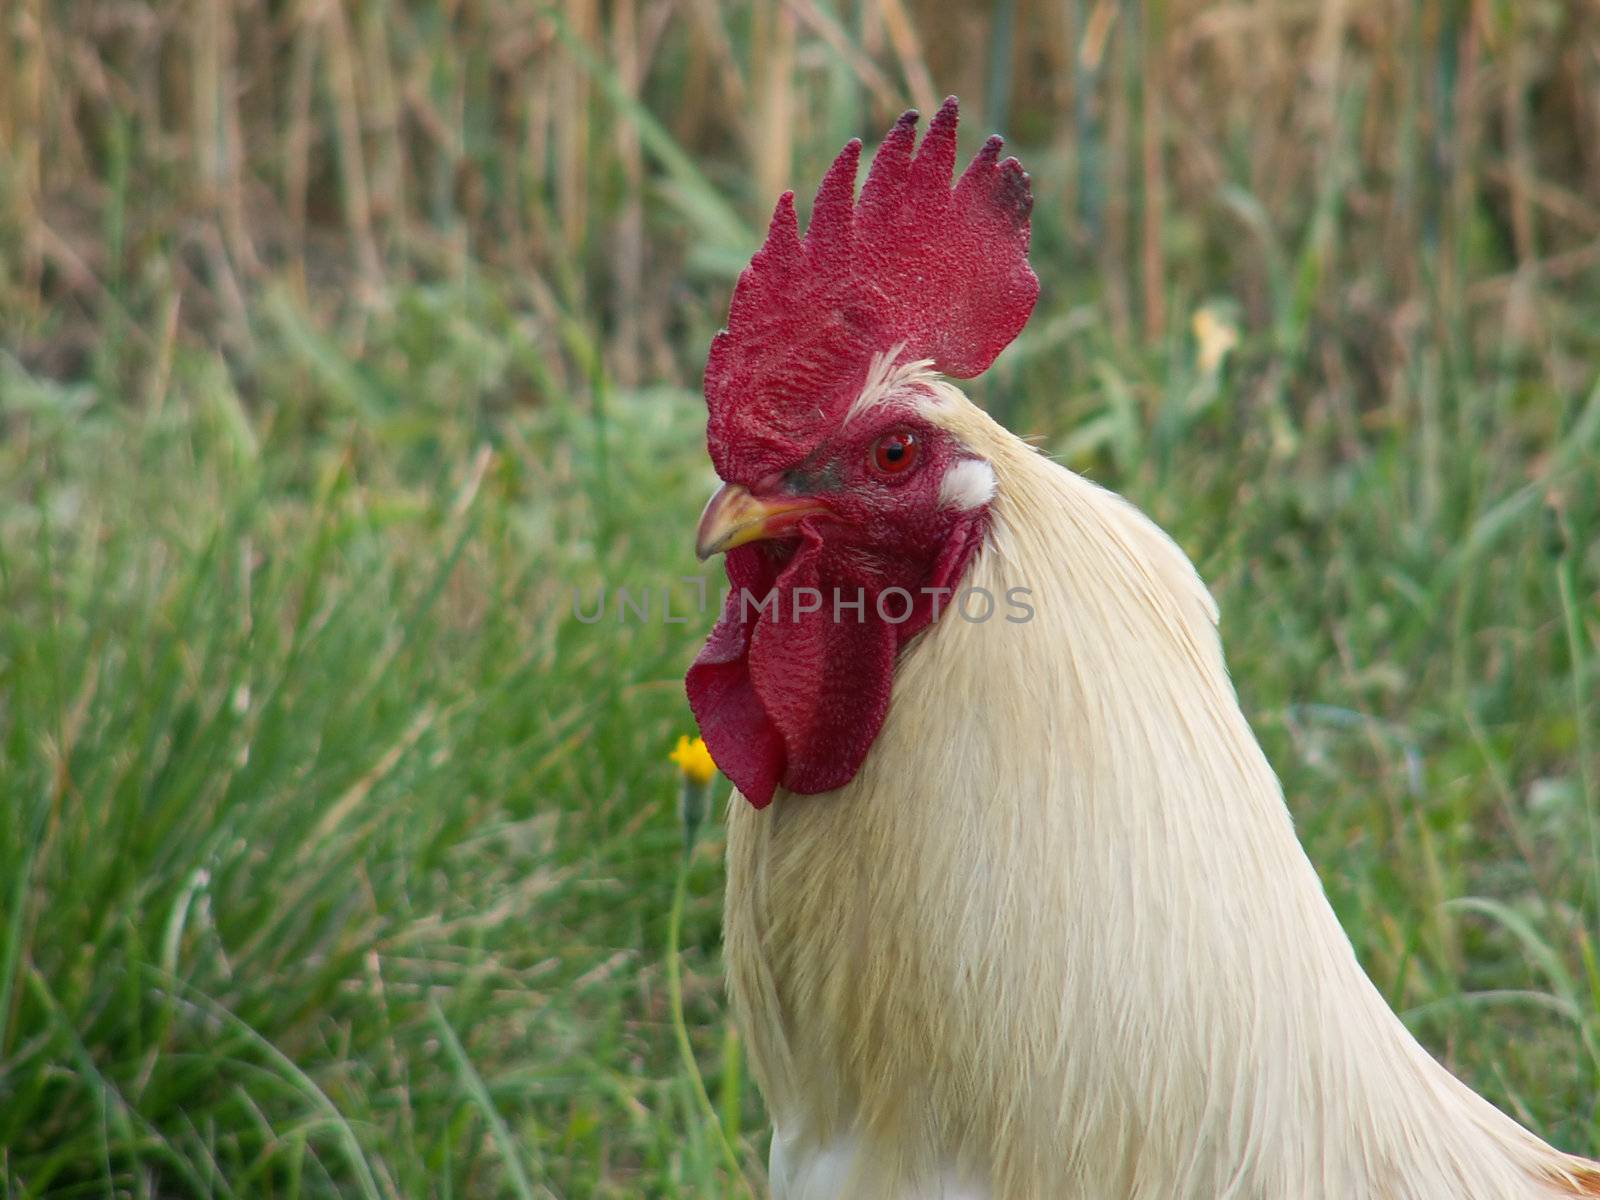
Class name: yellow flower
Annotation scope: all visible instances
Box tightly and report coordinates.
[669,735,718,787]
[1192,306,1240,374]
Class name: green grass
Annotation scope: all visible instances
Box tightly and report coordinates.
[2,1,1600,1194]
[0,320,747,1195]
[2,266,1597,1195]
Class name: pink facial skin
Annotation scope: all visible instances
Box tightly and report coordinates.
[687,404,990,808]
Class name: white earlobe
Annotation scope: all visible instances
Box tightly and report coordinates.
[939,458,997,510]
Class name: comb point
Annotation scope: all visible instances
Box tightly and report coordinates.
[862,109,921,208]
[910,97,960,193]
[994,159,1033,224]
[808,138,862,248]
[764,191,801,255]
[972,134,1004,168]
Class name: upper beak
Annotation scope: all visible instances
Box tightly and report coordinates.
[695,483,830,560]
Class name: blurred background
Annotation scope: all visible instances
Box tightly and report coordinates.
[2,0,1598,1195]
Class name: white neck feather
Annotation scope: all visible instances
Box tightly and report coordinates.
[722,398,1597,1200]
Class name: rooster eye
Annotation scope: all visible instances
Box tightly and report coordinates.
[870,431,921,476]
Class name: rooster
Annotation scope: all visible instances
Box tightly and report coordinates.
[686,98,1600,1200]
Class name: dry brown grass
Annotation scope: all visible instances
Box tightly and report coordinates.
[2,0,1596,399]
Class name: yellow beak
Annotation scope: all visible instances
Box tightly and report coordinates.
[695,483,830,560]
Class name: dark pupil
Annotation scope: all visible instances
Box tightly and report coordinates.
[884,441,905,462]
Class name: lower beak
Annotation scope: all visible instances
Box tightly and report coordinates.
[695,483,830,560]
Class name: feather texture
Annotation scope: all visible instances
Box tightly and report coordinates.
[723,387,1600,1200]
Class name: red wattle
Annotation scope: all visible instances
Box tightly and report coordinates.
[685,590,787,808]
[686,514,986,808]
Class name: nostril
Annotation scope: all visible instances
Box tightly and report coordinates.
[782,463,843,494]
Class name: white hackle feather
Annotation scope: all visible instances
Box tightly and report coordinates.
[846,350,940,425]
[723,385,1600,1200]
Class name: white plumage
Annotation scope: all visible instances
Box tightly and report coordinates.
[722,379,1600,1200]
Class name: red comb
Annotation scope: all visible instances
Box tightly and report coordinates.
[704,97,1038,483]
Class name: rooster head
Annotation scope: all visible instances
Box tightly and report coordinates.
[687,97,1038,808]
